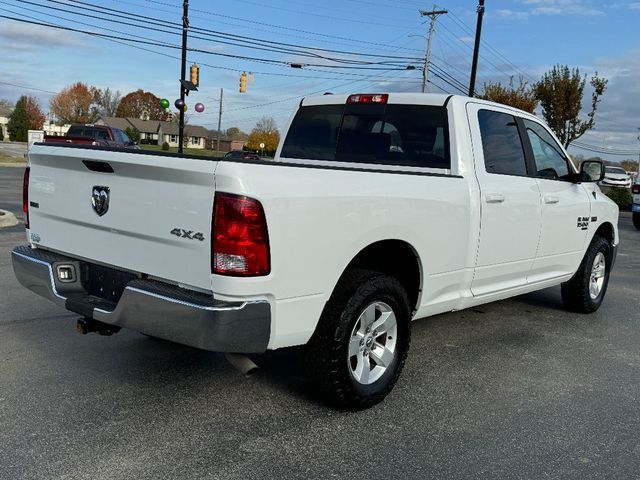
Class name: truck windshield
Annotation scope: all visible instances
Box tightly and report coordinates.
[67,126,110,140]
[281,103,450,169]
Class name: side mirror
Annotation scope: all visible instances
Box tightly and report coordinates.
[580,160,605,183]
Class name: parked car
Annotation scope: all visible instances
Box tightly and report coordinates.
[632,180,640,229]
[44,124,139,149]
[223,150,260,160]
[600,166,632,188]
[13,93,619,410]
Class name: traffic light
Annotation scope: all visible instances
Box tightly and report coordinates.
[239,72,247,93]
[190,63,199,87]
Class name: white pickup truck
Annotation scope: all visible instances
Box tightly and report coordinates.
[13,93,619,410]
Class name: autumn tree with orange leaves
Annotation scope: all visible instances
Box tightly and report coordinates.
[116,89,165,120]
[49,82,95,125]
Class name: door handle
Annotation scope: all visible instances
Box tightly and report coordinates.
[544,195,559,204]
[485,193,505,204]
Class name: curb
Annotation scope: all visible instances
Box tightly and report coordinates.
[0,209,19,228]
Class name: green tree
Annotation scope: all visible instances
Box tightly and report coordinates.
[125,126,140,143]
[7,95,44,141]
[534,65,607,148]
[481,76,538,113]
[246,117,280,155]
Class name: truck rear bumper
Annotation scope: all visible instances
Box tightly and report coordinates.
[11,246,271,353]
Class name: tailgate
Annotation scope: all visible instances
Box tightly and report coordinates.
[27,145,217,291]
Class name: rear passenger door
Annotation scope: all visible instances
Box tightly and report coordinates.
[521,119,591,281]
[467,104,542,296]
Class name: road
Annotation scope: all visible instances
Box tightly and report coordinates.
[1,166,639,479]
[0,141,27,158]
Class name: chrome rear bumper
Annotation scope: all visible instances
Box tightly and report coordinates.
[11,246,271,353]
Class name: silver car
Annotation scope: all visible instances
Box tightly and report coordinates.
[600,166,632,188]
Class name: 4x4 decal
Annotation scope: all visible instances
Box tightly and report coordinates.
[170,228,205,241]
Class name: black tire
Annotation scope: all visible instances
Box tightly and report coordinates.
[561,235,611,313]
[633,212,640,230]
[304,269,411,410]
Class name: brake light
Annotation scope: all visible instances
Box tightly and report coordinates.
[22,167,30,229]
[632,184,640,194]
[346,94,388,104]
[212,192,270,276]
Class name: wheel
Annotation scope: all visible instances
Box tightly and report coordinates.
[561,235,611,313]
[304,269,411,410]
[633,212,640,230]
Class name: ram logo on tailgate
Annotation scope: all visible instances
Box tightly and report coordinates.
[91,186,110,217]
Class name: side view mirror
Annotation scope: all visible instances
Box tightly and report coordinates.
[580,160,605,183]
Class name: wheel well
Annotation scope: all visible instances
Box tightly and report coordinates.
[343,240,421,311]
[595,222,614,245]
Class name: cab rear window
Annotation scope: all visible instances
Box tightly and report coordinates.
[281,104,450,169]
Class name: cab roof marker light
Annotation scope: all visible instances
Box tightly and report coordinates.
[346,94,388,104]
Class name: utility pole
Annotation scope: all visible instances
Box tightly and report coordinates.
[468,0,485,97]
[177,0,189,153]
[419,6,448,93]
[216,88,223,155]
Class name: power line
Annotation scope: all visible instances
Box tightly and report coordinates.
[32,0,421,64]
[0,79,58,95]
[141,0,425,53]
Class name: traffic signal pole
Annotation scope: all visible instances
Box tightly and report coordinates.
[178,0,189,154]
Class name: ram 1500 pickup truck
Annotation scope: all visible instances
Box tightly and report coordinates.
[13,93,619,410]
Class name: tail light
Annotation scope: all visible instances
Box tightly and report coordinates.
[212,192,270,276]
[632,184,640,194]
[22,167,30,229]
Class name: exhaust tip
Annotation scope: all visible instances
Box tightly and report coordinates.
[225,353,258,377]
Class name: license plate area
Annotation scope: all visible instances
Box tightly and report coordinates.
[83,263,138,303]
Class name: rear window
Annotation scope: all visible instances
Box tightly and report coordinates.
[67,126,110,140]
[281,103,450,169]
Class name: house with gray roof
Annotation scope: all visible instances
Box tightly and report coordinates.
[96,116,209,149]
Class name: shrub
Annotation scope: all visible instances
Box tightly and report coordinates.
[161,141,170,151]
[605,187,632,211]
[0,125,4,141]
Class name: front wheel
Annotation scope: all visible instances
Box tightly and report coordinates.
[561,235,611,313]
[633,212,640,230]
[304,269,411,410]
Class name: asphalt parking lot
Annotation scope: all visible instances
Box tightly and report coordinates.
[1,165,639,480]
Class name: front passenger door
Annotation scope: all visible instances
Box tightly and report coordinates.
[522,119,591,282]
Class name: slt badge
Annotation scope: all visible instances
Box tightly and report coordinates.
[91,186,110,216]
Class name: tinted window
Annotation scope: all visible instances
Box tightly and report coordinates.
[605,167,626,175]
[67,126,109,140]
[281,104,450,168]
[523,119,570,179]
[281,105,343,161]
[478,110,527,176]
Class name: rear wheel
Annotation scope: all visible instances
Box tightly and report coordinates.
[304,269,411,410]
[633,212,640,230]
[561,235,611,313]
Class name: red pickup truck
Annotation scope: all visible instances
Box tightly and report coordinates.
[44,124,139,149]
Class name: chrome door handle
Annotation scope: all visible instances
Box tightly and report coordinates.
[485,193,505,203]
[544,195,559,204]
